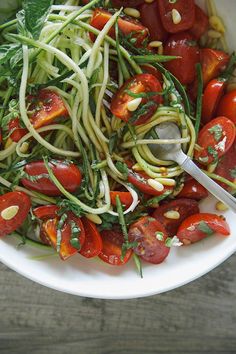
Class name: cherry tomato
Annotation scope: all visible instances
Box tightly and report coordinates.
[90,9,149,47]
[178,179,208,200]
[195,117,236,165]
[8,118,28,143]
[214,143,236,191]
[140,65,163,81]
[79,217,103,258]
[164,32,200,85]
[110,74,163,125]
[158,0,195,33]
[189,5,209,40]
[110,191,133,208]
[42,213,85,260]
[128,170,172,196]
[28,90,68,129]
[0,192,31,237]
[177,213,230,245]
[152,199,199,237]
[217,89,236,124]
[200,49,230,86]
[33,205,59,219]
[21,160,82,196]
[128,216,170,264]
[202,79,226,124]
[139,1,168,42]
[98,229,132,266]
[112,0,144,7]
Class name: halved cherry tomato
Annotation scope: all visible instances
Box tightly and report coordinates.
[152,199,199,237]
[42,212,85,260]
[128,170,172,196]
[28,90,68,130]
[33,205,59,219]
[164,32,200,85]
[0,192,31,237]
[21,160,82,196]
[98,229,132,266]
[79,217,103,258]
[202,79,226,124]
[90,9,149,47]
[140,65,163,81]
[128,216,169,264]
[178,179,208,200]
[112,0,144,7]
[200,49,230,87]
[110,74,163,125]
[139,1,168,42]
[8,118,28,143]
[217,89,236,124]
[110,191,133,208]
[195,117,236,165]
[214,143,236,191]
[189,5,209,40]
[177,213,230,245]
[158,0,195,33]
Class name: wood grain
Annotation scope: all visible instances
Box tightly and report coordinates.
[0,255,236,354]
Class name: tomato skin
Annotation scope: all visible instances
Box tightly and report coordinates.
[214,143,236,191]
[195,117,236,165]
[200,49,230,87]
[111,74,163,125]
[42,213,85,260]
[158,0,195,33]
[21,160,82,196]
[217,89,236,124]
[110,191,133,208]
[128,170,172,196]
[189,5,209,40]
[79,218,103,258]
[140,65,163,81]
[128,216,170,264]
[112,0,144,7]
[33,205,59,220]
[164,33,200,85]
[99,229,132,266]
[139,2,168,42]
[28,90,68,129]
[152,199,199,237]
[177,213,230,245]
[202,79,226,124]
[178,179,208,201]
[0,192,31,237]
[8,118,28,143]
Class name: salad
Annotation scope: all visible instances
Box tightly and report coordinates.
[0,0,235,275]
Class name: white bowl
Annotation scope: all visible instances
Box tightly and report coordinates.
[0,0,236,299]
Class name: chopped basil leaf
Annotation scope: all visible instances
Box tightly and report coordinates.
[208,124,223,142]
[207,146,218,163]
[155,231,164,241]
[197,221,214,235]
[230,167,236,179]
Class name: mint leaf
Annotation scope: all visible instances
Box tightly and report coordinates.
[208,124,223,142]
[197,221,214,235]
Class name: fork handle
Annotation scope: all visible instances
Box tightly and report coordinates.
[179,155,236,213]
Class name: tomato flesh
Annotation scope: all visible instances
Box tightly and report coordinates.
[128,170,172,196]
[128,216,170,264]
[99,229,132,266]
[214,143,236,191]
[200,49,230,87]
[111,74,163,125]
[8,118,28,143]
[164,32,200,85]
[79,217,103,258]
[110,191,133,208]
[33,205,59,220]
[189,5,209,40]
[202,79,226,124]
[0,192,31,237]
[152,199,199,237]
[177,213,230,245]
[217,89,236,124]
[21,160,82,196]
[177,179,208,200]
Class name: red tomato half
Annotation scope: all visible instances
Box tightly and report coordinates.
[128,170,172,196]
[200,49,230,87]
[214,143,236,191]
[195,117,236,165]
[158,0,195,33]
[21,160,82,196]
[140,65,163,81]
[99,229,132,266]
[90,9,149,47]
[189,5,209,40]
[177,213,230,245]
[128,216,170,264]
[8,118,28,143]
[178,179,208,200]
[202,79,226,124]
[217,89,236,124]
[152,199,199,237]
[33,205,59,220]
[28,90,68,129]
[43,213,85,260]
[110,74,163,125]
[79,218,103,258]
[139,1,168,42]
[0,192,31,237]
[110,191,133,208]
[164,32,200,85]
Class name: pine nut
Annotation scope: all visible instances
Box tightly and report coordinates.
[149,41,163,48]
[145,0,154,3]
[172,9,182,25]
[155,178,176,187]
[19,142,29,154]
[147,179,164,192]
[215,201,229,212]
[127,97,142,112]
[1,205,19,220]
[124,8,140,18]
[209,16,225,33]
[164,210,180,220]
[208,29,221,39]
[85,214,102,225]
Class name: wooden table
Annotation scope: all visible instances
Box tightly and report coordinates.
[0,255,236,354]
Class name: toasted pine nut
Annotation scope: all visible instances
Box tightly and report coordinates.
[127,97,142,112]
[124,8,140,18]
[164,210,180,220]
[215,201,229,212]
[85,213,102,225]
[147,179,164,192]
[208,29,221,39]
[172,9,182,25]
[149,41,163,48]
[1,206,19,220]
[209,16,225,33]
[19,142,29,154]
[155,178,176,187]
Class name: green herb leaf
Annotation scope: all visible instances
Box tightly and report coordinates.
[0,43,21,66]
[230,167,236,179]
[115,161,129,179]
[133,254,143,278]
[132,54,180,64]
[197,221,214,235]
[208,124,223,142]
